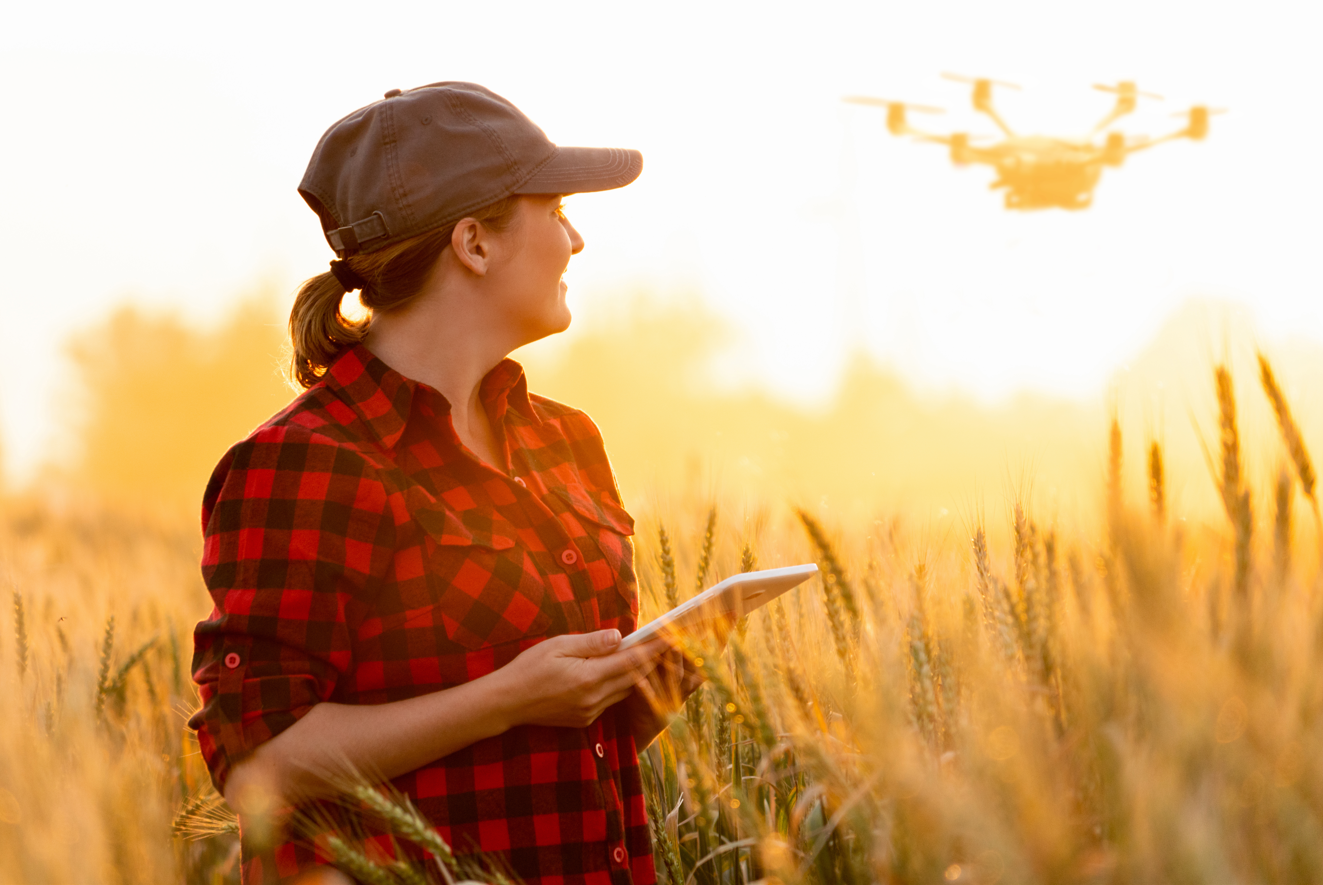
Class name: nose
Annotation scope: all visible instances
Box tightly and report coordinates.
[565,220,585,255]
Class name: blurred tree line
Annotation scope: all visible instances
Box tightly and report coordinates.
[61,290,1118,522]
[65,297,295,508]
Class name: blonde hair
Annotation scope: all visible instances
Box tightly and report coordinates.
[288,195,522,389]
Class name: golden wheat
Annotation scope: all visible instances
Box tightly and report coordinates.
[5,348,1323,884]
[1259,352,1318,516]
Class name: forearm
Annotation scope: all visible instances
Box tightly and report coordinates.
[224,668,517,811]
[223,629,664,813]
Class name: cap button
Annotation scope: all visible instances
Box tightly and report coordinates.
[383,88,403,99]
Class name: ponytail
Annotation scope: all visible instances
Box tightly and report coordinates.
[287,195,522,389]
[288,271,368,389]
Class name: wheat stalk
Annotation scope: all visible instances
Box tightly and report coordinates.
[1259,352,1319,523]
[12,590,27,680]
[658,522,679,609]
[1148,441,1166,522]
[347,783,457,871]
[1108,416,1124,544]
[104,637,158,712]
[642,765,684,885]
[739,542,756,574]
[1274,467,1292,581]
[1215,365,1253,604]
[94,615,115,721]
[322,833,400,885]
[797,509,861,624]
[770,599,817,728]
[694,506,718,594]
[905,609,940,749]
[972,528,1019,665]
[1010,505,1035,661]
[172,789,239,840]
[909,564,949,749]
[727,638,777,751]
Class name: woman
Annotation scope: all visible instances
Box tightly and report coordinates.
[190,81,695,885]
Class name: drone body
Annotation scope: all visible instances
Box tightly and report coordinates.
[846,77,1221,210]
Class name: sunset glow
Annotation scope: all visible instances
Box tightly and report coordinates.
[2,0,1320,482]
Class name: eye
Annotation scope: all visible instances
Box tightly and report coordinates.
[554,201,568,220]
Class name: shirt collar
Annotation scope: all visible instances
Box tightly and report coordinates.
[480,357,539,427]
[325,345,541,450]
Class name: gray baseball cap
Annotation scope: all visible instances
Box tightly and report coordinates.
[299,81,643,257]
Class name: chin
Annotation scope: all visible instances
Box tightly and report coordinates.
[523,310,572,345]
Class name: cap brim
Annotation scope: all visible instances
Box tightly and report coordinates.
[515,146,642,195]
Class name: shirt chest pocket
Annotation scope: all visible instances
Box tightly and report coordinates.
[551,482,639,622]
[414,506,552,650]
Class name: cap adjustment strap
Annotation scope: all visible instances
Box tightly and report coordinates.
[327,211,389,257]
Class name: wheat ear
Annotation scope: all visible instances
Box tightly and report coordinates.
[658,523,679,609]
[12,590,27,679]
[1259,352,1319,522]
[94,615,115,720]
[1148,441,1166,522]
[1216,365,1253,603]
[694,506,718,593]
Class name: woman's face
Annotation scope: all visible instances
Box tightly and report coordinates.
[488,194,584,344]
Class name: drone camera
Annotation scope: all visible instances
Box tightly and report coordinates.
[1103,132,1126,167]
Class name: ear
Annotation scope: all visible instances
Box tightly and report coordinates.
[450,218,490,276]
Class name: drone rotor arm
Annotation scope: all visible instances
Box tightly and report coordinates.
[1121,129,1186,155]
[1090,106,1130,138]
[907,129,952,144]
[979,106,1016,139]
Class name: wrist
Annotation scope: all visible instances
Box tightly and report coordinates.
[475,662,525,734]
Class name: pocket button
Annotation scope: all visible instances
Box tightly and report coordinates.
[560,548,579,566]
[223,652,241,669]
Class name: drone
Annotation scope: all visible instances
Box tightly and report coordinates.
[844,74,1223,210]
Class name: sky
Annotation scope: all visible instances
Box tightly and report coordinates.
[2,0,1321,481]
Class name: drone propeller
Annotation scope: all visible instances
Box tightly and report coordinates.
[842,96,944,113]
[1171,105,1225,140]
[1093,82,1163,101]
[942,72,1021,90]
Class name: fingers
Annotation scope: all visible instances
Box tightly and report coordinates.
[556,629,623,658]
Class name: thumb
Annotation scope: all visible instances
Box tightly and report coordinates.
[563,629,622,657]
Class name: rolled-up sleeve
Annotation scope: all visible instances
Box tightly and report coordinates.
[188,424,394,793]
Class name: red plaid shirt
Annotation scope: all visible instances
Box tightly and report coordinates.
[190,345,655,885]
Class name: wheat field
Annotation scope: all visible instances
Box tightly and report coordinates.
[2,351,1321,884]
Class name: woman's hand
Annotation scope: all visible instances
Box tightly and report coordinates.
[495,630,670,729]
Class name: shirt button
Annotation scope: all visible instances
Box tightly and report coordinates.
[560,548,579,565]
[514,477,527,488]
[595,742,605,758]
[223,652,241,669]
[612,846,625,864]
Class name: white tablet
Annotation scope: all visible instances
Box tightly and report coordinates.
[620,563,819,650]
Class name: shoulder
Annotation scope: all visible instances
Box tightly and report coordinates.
[201,384,392,525]
[527,392,606,443]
